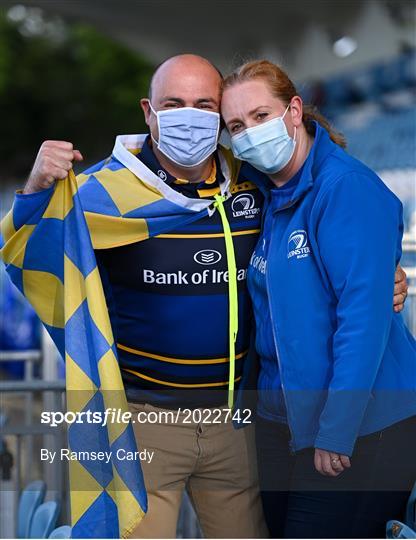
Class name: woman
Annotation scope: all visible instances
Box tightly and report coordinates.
[221,60,416,538]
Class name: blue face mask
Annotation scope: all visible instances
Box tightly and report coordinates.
[230,105,296,174]
[149,103,220,168]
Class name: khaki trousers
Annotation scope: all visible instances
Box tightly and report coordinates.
[128,402,268,538]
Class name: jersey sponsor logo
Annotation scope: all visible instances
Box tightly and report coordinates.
[231,193,261,219]
[101,220,259,294]
[143,268,247,285]
[139,238,253,291]
[287,229,310,259]
[193,249,222,265]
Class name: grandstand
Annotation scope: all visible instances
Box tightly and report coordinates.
[317,49,416,333]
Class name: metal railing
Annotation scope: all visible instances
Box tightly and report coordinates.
[0,332,68,539]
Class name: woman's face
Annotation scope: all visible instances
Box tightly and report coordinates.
[221,79,295,138]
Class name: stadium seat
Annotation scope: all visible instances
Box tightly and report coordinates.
[17,480,46,538]
[29,501,60,539]
[386,520,416,538]
[323,76,352,108]
[406,482,416,531]
[403,50,416,86]
[0,413,6,452]
[48,525,72,539]
[350,66,380,101]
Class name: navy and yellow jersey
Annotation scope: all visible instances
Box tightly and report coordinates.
[95,136,264,408]
[0,135,264,536]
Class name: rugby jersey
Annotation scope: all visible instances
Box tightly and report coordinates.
[95,136,264,408]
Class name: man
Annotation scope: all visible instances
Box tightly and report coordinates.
[21,54,407,538]
[22,54,266,538]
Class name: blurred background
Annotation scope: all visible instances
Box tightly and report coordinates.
[0,0,415,537]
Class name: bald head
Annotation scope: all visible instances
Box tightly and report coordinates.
[149,54,223,101]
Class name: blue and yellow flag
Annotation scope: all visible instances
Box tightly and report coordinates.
[0,135,239,538]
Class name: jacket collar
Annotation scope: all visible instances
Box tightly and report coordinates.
[290,121,336,201]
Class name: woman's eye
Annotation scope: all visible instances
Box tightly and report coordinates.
[230,124,243,133]
[256,112,269,120]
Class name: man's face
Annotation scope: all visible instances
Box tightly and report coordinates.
[140,56,222,143]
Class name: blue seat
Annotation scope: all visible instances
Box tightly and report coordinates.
[387,520,416,538]
[0,413,7,452]
[29,501,60,539]
[48,525,72,539]
[17,480,46,538]
[350,65,381,102]
[403,51,416,86]
[323,76,352,108]
[406,482,416,531]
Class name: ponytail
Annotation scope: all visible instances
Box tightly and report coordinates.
[302,104,346,148]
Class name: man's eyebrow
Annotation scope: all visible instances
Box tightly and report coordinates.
[159,97,186,105]
[195,97,218,104]
[159,96,218,105]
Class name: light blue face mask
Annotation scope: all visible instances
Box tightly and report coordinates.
[230,105,296,175]
[149,103,220,168]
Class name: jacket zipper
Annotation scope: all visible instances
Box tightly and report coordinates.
[265,211,297,454]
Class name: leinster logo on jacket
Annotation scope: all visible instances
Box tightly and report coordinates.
[287,229,310,260]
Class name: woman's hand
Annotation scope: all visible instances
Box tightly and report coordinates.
[394,265,408,313]
[314,448,351,476]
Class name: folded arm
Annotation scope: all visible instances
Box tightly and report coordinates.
[313,172,403,458]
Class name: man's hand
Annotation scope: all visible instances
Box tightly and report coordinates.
[394,265,408,313]
[314,448,351,477]
[23,140,83,194]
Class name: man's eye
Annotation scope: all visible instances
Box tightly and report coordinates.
[199,104,214,110]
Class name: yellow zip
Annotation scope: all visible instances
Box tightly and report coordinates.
[213,194,238,408]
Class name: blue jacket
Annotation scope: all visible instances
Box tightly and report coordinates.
[245,122,416,456]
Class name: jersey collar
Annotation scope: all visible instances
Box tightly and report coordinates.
[112,134,233,214]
